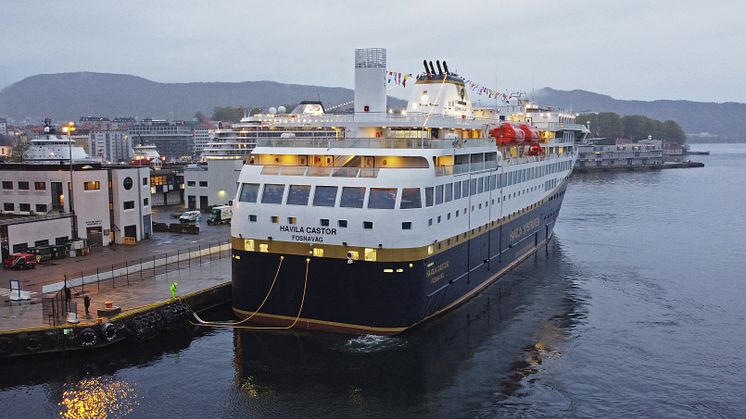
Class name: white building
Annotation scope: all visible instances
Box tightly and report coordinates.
[0,163,152,259]
[89,130,132,162]
[183,159,242,209]
[193,124,212,156]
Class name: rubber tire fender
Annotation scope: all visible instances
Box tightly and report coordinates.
[80,328,98,349]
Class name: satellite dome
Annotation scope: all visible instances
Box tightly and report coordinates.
[268,107,277,115]
[277,106,287,114]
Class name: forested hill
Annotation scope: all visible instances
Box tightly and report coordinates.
[0,72,405,121]
[534,88,745,140]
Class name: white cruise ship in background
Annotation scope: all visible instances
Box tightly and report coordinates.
[230,48,588,334]
[23,119,99,162]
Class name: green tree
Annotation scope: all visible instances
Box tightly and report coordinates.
[211,106,245,123]
[8,138,28,162]
[193,111,208,123]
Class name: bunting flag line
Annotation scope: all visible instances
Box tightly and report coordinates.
[387,70,520,103]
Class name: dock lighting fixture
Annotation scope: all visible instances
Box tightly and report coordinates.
[401,110,407,116]
[388,109,393,114]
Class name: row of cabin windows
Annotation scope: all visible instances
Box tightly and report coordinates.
[237,159,572,209]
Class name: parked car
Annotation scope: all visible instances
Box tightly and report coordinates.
[3,253,38,269]
[179,210,201,223]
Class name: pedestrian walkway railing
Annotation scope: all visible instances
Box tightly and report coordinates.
[42,241,230,295]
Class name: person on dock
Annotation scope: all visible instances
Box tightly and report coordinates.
[170,281,178,298]
[83,295,91,316]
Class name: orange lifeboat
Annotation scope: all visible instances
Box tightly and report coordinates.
[489,123,525,145]
[527,144,544,156]
[519,124,540,144]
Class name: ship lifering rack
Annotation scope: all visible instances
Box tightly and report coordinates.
[191,255,311,331]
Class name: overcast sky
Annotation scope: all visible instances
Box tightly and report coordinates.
[1,0,743,103]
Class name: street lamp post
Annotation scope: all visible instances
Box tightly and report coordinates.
[62,122,78,240]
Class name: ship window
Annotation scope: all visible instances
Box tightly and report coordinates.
[363,221,373,229]
[445,183,453,202]
[18,181,29,190]
[428,218,432,226]
[368,188,397,209]
[34,182,46,190]
[437,215,441,223]
[262,184,285,204]
[313,186,338,207]
[478,177,484,194]
[249,214,257,222]
[462,180,469,197]
[340,187,365,208]
[454,182,461,199]
[400,188,422,209]
[456,210,459,217]
[288,217,297,225]
[286,185,311,205]
[338,219,348,228]
[425,187,434,207]
[239,183,260,203]
[490,175,496,190]
[447,212,451,220]
[2,181,12,190]
[320,218,330,226]
[402,221,412,230]
[435,185,444,204]
[470,179,477,195]
[271,216,279,224]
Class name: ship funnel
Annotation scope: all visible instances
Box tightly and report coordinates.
[443,61,450,74]
[423,60,430,75]
[428,61,436,75]
[436,60,443,75]
[354,48,387,122]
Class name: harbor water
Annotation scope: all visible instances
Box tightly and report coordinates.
[1,143,744,418]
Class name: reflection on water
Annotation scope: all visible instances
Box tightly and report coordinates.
[0,233,587,417]
[231,239,587,416]
[59,376,137,419]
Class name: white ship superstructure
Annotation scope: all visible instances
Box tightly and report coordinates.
[230,48,588,334]
[23,126,96,162]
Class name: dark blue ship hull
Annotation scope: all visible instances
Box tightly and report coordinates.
[232,184,568,334]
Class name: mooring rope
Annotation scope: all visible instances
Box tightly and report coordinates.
[190,257,310,331]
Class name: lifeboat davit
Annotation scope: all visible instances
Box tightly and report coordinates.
[519,124,541,144]
[489,123,525,145]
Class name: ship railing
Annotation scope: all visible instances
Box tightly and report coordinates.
[256,137,494,149]
[435,160,499,177]
[533,122,589,132]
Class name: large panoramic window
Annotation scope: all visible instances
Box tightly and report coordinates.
[313,186,338,207]
[462,180,469,197]
[368,188,397,209]
[286,185,311,205]
[435,185,444,205]
[340,187,365,208]
[400,188,421,209]
[239,183,260,203]
[445,183,453,202]
[425,187,434,207]
[261,184,285,204]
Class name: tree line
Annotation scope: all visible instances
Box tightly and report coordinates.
[194,105,297,124]
[576,112,686,143]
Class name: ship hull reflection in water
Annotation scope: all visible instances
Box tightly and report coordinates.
[232,239,586,416]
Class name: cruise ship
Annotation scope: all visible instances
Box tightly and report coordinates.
[23,120,97,162]
[199,103,338,161]
[230,48,588,334]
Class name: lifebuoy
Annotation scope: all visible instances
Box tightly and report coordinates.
[25,334,43,352]
[80,328,98,348]
[100,323,118,343]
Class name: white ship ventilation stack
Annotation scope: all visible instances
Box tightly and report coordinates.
[354,48,387,122]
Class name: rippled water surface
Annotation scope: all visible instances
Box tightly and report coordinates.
[1,143,744,418]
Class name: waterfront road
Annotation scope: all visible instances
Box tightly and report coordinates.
[1,205,231,294]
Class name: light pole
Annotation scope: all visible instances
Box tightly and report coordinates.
[62,122,78,240]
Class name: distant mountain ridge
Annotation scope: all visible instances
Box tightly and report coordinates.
[0,72,405,122]
[534,88,746,140]
[0,72,743,140]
